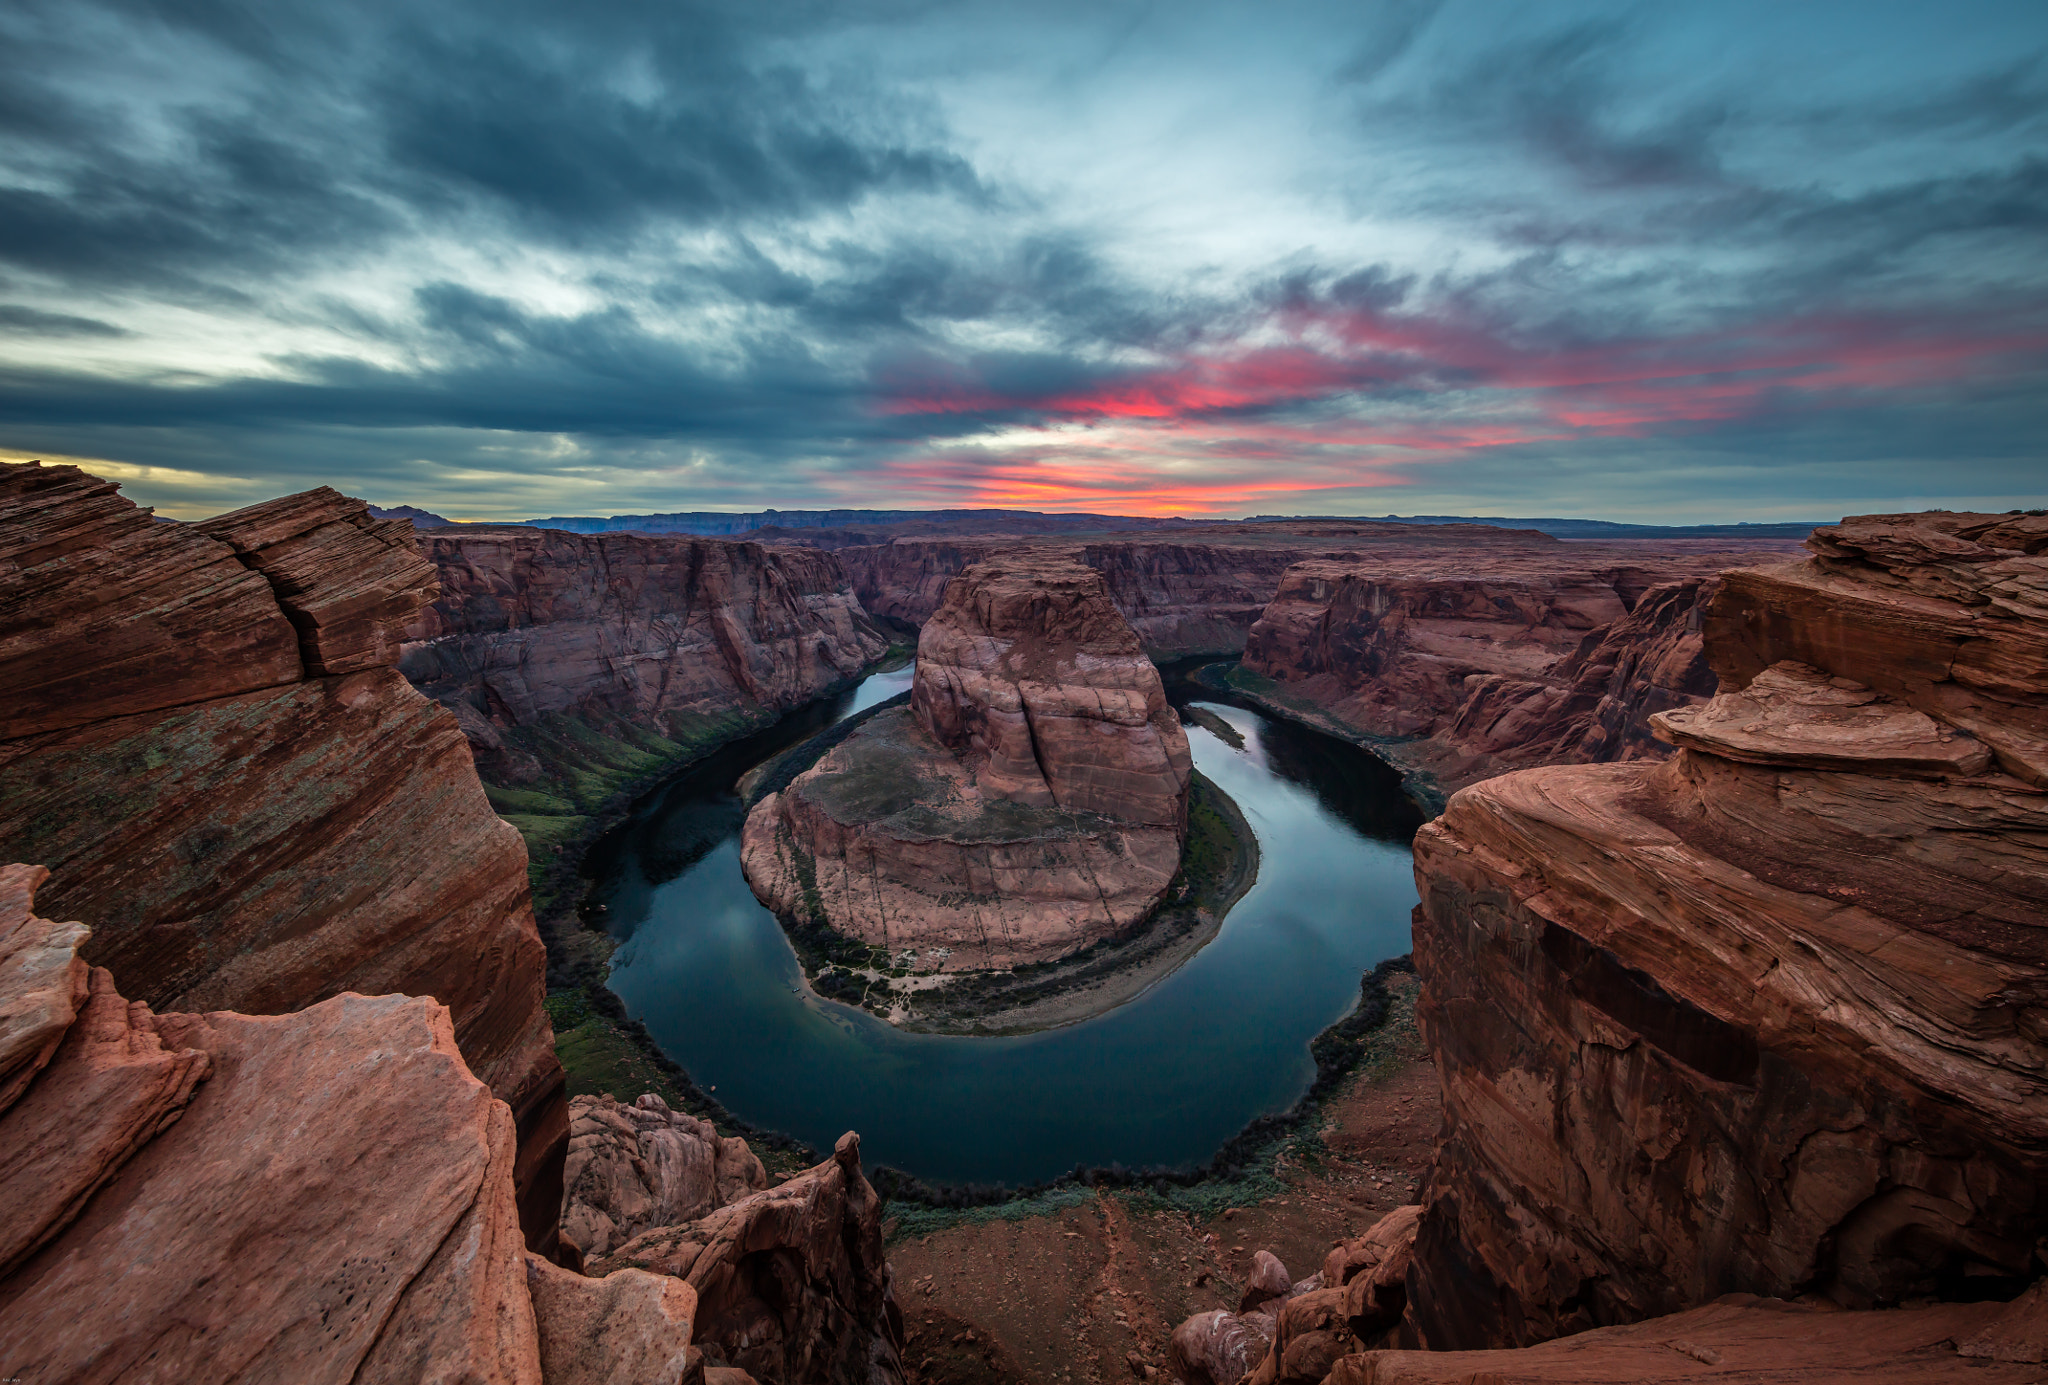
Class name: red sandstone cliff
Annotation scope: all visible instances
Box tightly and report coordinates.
[1240,547,1799,788]
[0,461,565,1240]
[1396,511,2048,1352]
[402,527,889,786]
[742,558,1192,970]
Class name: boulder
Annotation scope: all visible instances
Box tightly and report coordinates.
[559,1092,768,1265]
[524,1252,701,1385]
[0,986,543,1384]
[589,1132,905,1385]
[1169,1308,1274,1385]
[0,862,89,1112]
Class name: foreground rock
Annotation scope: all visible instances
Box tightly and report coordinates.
[743,558,1192,970]
[0,462,564,1240]
[403,526,889,789]
[1398,511,2048,1350]
[1239,546,1801,789]
[559,1092,768,1267]
[590,1132,906,1385]
[1328,1293,2045,1383]
[0,865,802,1385]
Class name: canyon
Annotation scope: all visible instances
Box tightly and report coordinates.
[741,557,1195,972]
[8,462,2041,1384]
[401,525,892,814]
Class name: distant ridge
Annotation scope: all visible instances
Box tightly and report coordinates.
[507,507,1219,536]
[1247,513,1824,540]
[367,502,1822,541]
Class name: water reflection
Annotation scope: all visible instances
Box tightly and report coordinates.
[588,660,1421,1186]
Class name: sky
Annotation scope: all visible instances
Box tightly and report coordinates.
[1,0,2044,522]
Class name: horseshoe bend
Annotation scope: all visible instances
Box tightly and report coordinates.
[0,462,2042,1383]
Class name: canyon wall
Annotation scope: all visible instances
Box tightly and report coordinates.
[0,461,565,1238]
[743,558,1192,970]
[1397,511,2048,1350]
[402,526,890,795]
[1240,547,1798,788]
[834,522,1557,657]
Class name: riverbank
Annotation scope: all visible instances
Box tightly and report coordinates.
[885,970,1436,1385]
[763,768,1259,1035]
[1192,660,1451,816]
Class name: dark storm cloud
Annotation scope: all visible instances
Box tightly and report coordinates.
[0,0,979,296]
[1,0,2044,519]
[0,305,128,338]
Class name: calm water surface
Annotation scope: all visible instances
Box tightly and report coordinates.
[588,662,1422,1186]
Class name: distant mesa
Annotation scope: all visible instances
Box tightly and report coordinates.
[366,502,454,528]
[741,556,1193,972]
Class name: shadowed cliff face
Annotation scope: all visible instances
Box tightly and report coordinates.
[0,461,566,1245]
[1239,547,1801,789]
[743,558,1193,970]
[1398,511,2048,1352]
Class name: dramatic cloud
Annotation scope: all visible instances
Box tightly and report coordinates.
[0,0,2043,519]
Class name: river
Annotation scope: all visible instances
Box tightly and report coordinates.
[586,660,1423,1187]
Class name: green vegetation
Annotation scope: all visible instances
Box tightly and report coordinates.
[877,962,1420,1240]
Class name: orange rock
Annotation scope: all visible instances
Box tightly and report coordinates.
[1330,1294,2041,1383]
[524,1252,700,1385]
[0,466,564,1241]
[589,1131,904,1385]
[1402,513,2048,1350]
[0,964,209,1276]
[0,991,542,1383]
[744,559,1192,970]
[560,1092,768,1264]
[0,863,88,1112]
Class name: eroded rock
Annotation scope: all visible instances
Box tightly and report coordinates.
[589,1131,905,1385]
[560,1092,768,1266]
[524,1252,701,1385]
[1398,512,2048,1351]
[743,558,1192,970]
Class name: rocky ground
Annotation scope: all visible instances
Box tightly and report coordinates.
[888,975,1437,1385]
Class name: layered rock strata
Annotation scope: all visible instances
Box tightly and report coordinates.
[1399,511,2048,1351]
[0,461,563,1240]
[834,521,1560,657]
[402,526,890,786]
[1241,547,1802,787]
[742,558,1192,969]
[589,1131,906,1385]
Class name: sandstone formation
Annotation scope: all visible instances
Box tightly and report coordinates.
[590,1131,906,1385]
[0,461,564,1241]
[3,863,886,1385]
[559,1092,768,1267]
[1239,548,1799,789]
[402,526,889,786]
[742,558,1193,969]
[1396,511,2048,1350]
[0,872,543,1383]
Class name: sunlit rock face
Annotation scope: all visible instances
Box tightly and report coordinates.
[1401,511,2048,1350]
[742,558,1192,970]
[0,461,565,1240]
